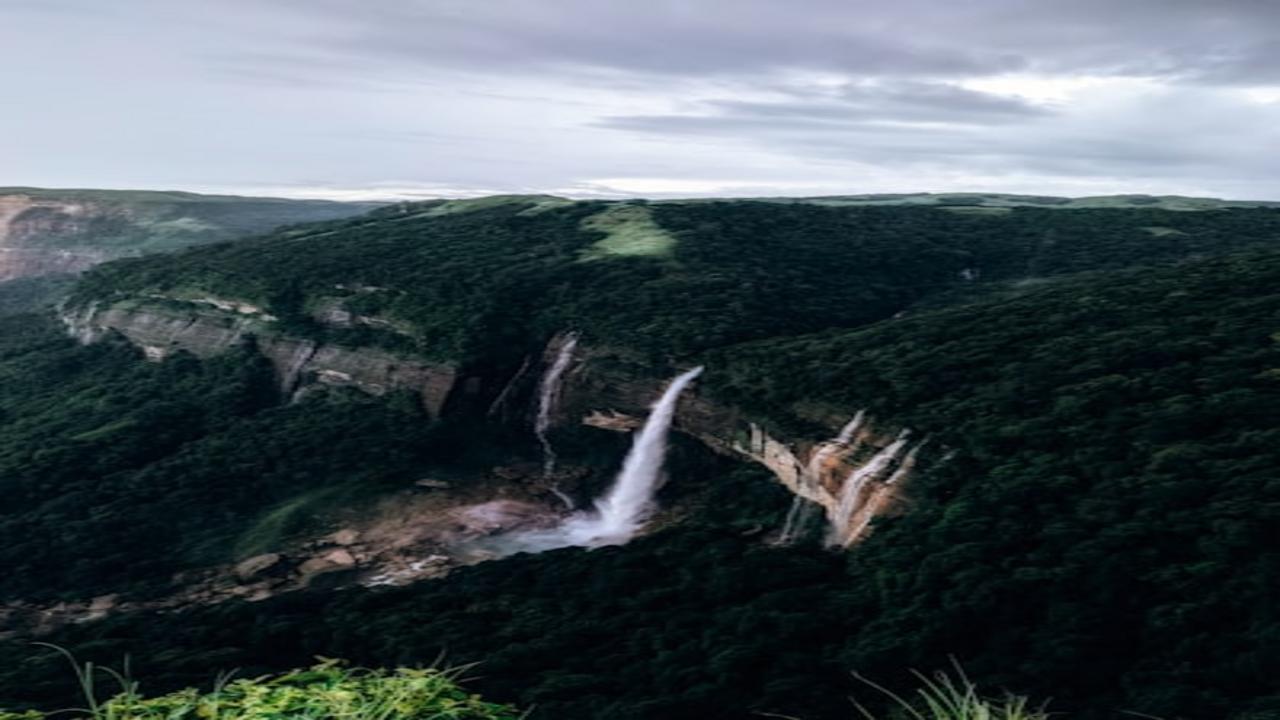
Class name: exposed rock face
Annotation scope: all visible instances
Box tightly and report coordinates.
[555,354,928,546]
[0,195,110,280]
[63,300,459,416]
[235,553,285,582]
[64,293,927,546]
[582,409,642,431]
[732,422,924,546]
[2,466,575,635]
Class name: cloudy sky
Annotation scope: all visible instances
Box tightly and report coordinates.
[3,0,1279,200]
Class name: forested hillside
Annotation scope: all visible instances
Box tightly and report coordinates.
[73,198,1280,362]
[2,198,1279,719]
[0,188,379,315]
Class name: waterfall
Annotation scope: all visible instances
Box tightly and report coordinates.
[471,365,704,557]
[777,496,820,545]
[827,429,911,546]
[281,341,317,396]
[806,411,866,476]
[535,333,578,479]
[571,365,704,543]
[885,440,925,485]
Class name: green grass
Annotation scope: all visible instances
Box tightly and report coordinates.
[0,650,516,720]
[578,204,676,260]
[1140,226,1188,237]
[851,667,1050,720]
[938,206,1014,216]
[231,487,347,561]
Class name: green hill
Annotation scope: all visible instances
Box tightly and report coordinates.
[1,197,1278,719]
[0,187,381,315]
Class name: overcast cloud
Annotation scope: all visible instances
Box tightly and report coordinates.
[2,0,1278,199]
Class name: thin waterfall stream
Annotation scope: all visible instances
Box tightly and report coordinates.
[534,333,578,507]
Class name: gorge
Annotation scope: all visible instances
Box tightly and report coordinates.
[60,298,924,561]
[3,195,1279,720]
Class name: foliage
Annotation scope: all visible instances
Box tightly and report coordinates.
[0,276,76,317]
[71,201,1280,365]
[0,316,470,600]
[709,248,1280,719]
[0,654,515,720]
[5,203,1280,718]
[852,666,1049,720]
[0,187,380,252]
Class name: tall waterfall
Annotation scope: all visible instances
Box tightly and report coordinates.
[472,365,704,557]
[535,333,578,481]
[570,365,704,543]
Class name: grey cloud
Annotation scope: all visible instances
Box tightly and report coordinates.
[5,0,1280,200]
[596,81,1050,155]
[598,81,1280,186]
[224,0,1280,84]
[258,0,1013,78]
[703,82,1051,126]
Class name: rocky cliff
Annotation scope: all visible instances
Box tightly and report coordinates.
[64,298,460,416]
[64,303,926,547]
[549,333,926,546]
[0,195,111,280]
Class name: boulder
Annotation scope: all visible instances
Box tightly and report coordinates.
[330,529,360,546]
[234,553,285,582]
[323,549,357,566]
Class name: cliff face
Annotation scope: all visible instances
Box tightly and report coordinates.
[64,300,459,416]
[526,333,927,546]
[0,195,112,280]
[64,305,926,546]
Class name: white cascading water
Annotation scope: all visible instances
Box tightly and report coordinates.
[827,429,912,546]
[281,342,317,395]
[769,411,864,545]
[777,495,820,545]
[884,440,925,486]
[534,334,578,507]
[806,411,866,476]
[472,365,704,556]
[567,365,704,543]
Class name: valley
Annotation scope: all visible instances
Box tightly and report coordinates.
[1,196,1278,719]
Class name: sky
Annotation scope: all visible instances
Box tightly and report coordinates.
[3,0,1279,201]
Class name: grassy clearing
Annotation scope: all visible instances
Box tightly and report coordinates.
[1141,226,1189,237]
[939,206,1014,216]
[0,650,517,720]
[231,487,347,560]
[578,204,676,260]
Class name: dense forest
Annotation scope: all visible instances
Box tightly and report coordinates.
[72,199,1280,362]
[3,199,1280,719]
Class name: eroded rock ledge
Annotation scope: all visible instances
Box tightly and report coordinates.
[63,299,458,415]
[64,303,929,549]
